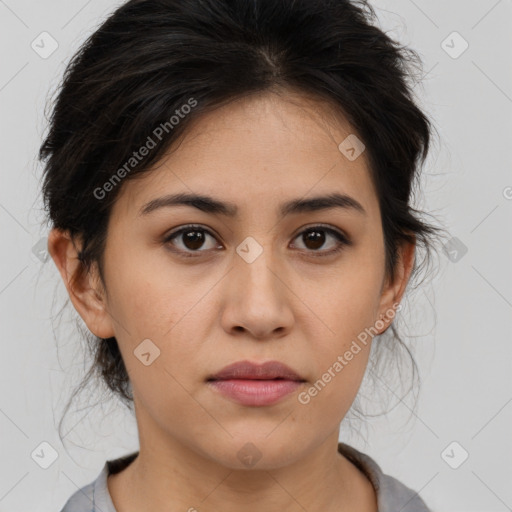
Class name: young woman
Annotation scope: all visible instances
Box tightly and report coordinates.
[40,0,443,510]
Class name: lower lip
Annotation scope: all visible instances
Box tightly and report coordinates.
[207,379,304,406]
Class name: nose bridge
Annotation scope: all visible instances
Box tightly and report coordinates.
[235,236,282,305]
[220,235,294,338]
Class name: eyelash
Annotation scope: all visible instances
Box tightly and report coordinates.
[162,224,352,259]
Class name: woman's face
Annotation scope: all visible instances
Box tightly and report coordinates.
[53,90,412,469]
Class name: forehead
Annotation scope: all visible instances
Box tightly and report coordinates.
[114,91,379,222]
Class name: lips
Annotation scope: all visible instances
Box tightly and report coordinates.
[206,361,306,407]
[206,360,306,406]
[206,360,305,382]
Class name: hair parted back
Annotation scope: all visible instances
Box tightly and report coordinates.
[39,0,446,435]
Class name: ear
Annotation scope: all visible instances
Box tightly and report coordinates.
[47,228,116,339]
[375,237,416,334]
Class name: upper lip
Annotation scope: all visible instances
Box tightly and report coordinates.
[207,360,305,381]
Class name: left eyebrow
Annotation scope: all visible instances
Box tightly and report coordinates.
[138,192,366,218]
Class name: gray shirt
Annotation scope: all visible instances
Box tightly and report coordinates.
[60,442,432,512]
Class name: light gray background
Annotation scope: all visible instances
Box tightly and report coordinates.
[1,1,511,511]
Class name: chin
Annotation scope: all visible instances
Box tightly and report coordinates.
[201,436,307,471]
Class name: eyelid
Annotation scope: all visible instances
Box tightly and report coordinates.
[289,224,352,257]
[163,223,352,257]
[290,223,351,243]
[163,224,222,255]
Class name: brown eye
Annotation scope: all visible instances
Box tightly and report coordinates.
[164,225,220,255]
[181,229,207,250]
[302,229,326,250]
[163,224,351,259]
[291,226,351,256]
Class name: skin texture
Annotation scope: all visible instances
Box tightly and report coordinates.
[48,90,415,512]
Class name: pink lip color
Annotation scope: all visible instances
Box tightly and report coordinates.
[208,378,303,406]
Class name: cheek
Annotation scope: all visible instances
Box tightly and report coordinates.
[301,262,383,345]
[299,330,373,422]
[294,258,383,412]
[103,242,187,338]
[105,260,212,387]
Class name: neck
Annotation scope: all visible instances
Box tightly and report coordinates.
[108,431,376,512]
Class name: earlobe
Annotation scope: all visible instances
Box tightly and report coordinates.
[47,228,116,339]
[377,239,416,333]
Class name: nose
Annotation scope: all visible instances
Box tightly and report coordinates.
[219,246,295,341]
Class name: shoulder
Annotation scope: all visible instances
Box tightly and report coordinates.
[338,442,433,512]
[59,452,138,512]
[58,479,96,512]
